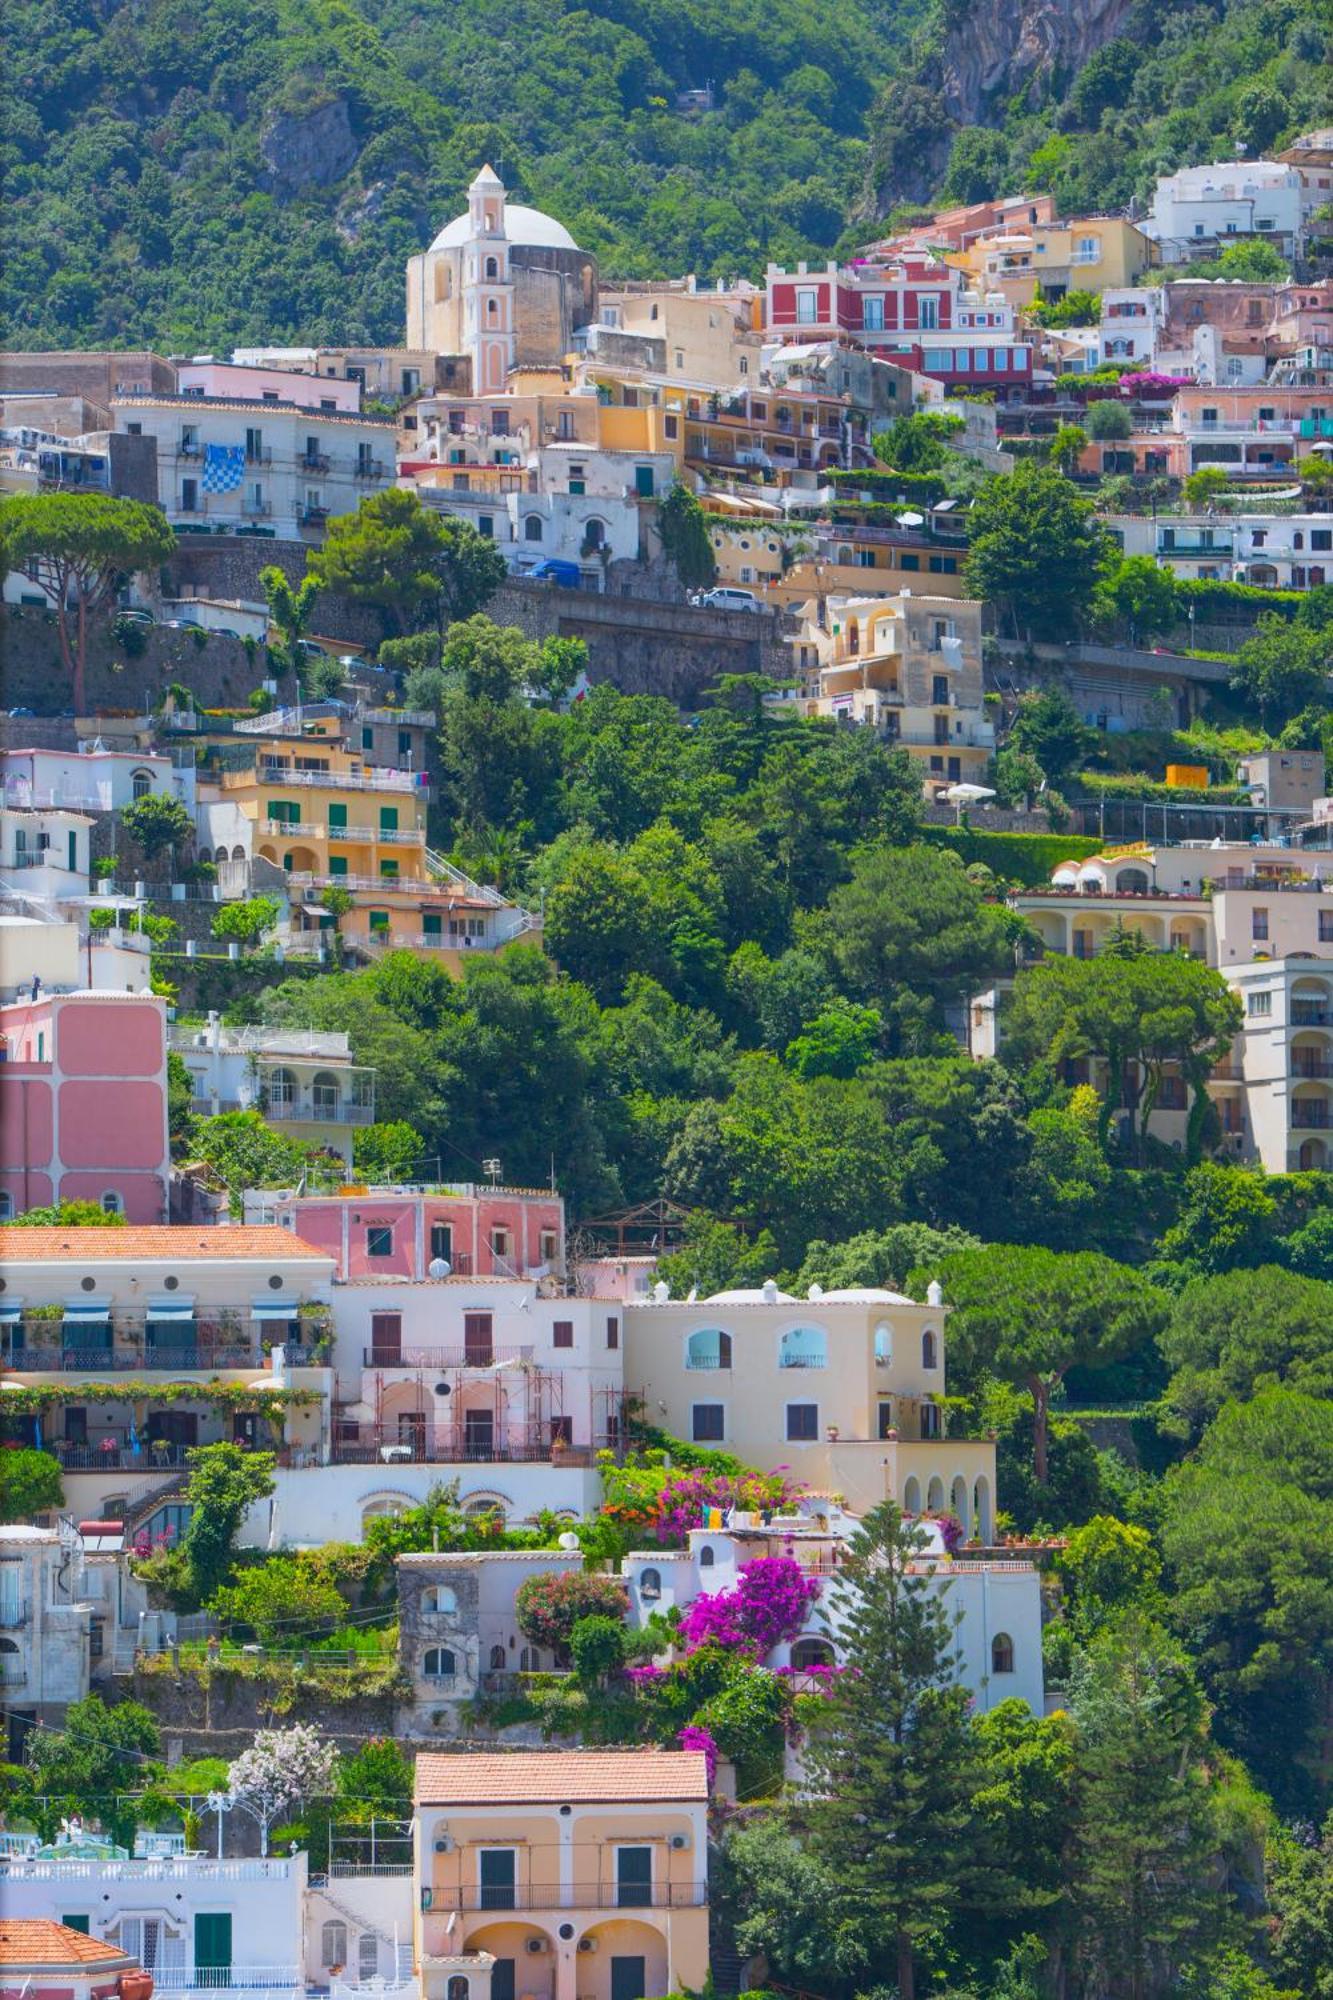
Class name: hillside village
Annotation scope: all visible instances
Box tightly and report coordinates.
[1,112,1333,2000]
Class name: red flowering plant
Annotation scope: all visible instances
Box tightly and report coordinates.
[678,1556,821,1660]
[513,1569,627,1660]
[934,1512,965,1555]
[677,1722,718,1788]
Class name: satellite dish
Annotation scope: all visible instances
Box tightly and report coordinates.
[428,1257,451,1279]
[896,510,925,527]
[558,1531,580,1551]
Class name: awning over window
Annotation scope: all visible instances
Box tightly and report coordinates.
[0,1304,22,1325]
[62,1302,110,1321]
[251,1298,299,1321]
[146,1305,196,1323]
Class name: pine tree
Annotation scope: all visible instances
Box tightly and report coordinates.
[1068,1615,1222,2000]
[802,1502,978,2000]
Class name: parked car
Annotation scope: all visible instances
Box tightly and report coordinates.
[695,586,761,614]
[116,607,154,626]
[162,617,203,630]
[211,626,242,640]
[528,559,581,588]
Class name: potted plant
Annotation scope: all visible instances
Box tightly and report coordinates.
[825,1423,840,1442]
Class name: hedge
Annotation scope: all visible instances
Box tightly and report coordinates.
[921,826,1102,884]
[1174,578,1303,620]
[828,467,949,504]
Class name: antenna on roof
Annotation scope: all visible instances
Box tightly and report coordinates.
[483,1157,502,1185]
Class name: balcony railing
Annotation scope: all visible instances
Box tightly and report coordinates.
[362,1344,534,1369]
[0,1600,30,1629]
[46,1442,302,1471]
[1293,1006,1332,1024]
[1292,1059,1333,1078]
[267,1098,375,1125]
[427,1884,707,1912]
[332,1426,616,1466]
[353,458,386,479]
[153,1966,301,1992]
[0,1666,27,1689]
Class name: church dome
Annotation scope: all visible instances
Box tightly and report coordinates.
[429,203,580,255]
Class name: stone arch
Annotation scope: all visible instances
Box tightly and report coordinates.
[949,1474,970,1534]
[926,1474,945,1513]
[790,1636,836,1670]
[523,515,544,541]
[972,1474,994,1544]
[232,845,246,862]
[903,1475,921,1514]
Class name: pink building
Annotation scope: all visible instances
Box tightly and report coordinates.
[764,253,1033,396]
[174,360,362,412]
[250,1184,566,1280]
[0,992,170,1223]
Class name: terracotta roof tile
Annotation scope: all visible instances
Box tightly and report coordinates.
[0,1226,329,1262]
[0,1921,132,1968]
[416,1749,708,1805]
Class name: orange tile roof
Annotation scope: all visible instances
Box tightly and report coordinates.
[0,1921,131,1968]
[0,1226,329,1261]
[416,1749,708,1805]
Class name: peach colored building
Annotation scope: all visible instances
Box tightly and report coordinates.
[0,1921,150,2000]
[414,1750,709,2000]
[248,1184,566,1282]
[0,992,170,1222]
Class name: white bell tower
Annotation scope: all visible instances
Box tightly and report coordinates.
[464,164,515,395]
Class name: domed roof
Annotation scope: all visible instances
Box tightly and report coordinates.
[429,203,580,255]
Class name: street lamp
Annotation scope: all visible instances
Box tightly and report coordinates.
[206,1791,234,1861]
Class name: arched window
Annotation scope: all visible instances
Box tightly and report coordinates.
[421,1584,457,1616]
[361,1495,412,1528]
[685,1328,731,1371]
[232,844,245,862]
[464,1496,507,1524]
[311,1070,340,1116]
[485,257,498,279]
[991,1633,1014,1675]
[790,1637,835,1671]
[423,1647,456,1679]
[523,516,544,541]
[487,299,499,319]
[131,770,153,800]
[321,1922,348,1969]
[779,1326,827,1370]
[639,1567,662,1601]
[489,1644,506,1670]
[584,518,605,549]
[214,846,228,864]
[921,1329,938,1370]
[448,1980,470,2000]
[519,1645,542,1671]
[903,1476,921,1514]
[268,1067,296,1109]
[101,1191,124,1216]
[873,1322,893,1365]
[699,1545,715,1567]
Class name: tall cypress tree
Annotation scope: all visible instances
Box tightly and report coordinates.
[802,1502,978,2000]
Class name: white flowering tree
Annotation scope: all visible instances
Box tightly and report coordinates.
[227,1724,338,1856]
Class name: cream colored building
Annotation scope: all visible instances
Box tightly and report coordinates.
[623,1279,996,1529]
[782,592,993,787]
[414,1749,709,2000]
[973,840,1333,1171]
[595,279,764,387]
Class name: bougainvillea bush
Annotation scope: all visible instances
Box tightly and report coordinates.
[678,1557,821,1658]
[598,1450,800,1547]
[514,1569,627,1655]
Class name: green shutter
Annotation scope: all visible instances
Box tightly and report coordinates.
[379,807,398,832]
[328,856,348,877]
[194,1914,232,1973]
[62,1917,90,1935]
[328,803,347,829]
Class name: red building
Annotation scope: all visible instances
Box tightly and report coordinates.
[764,253,1034,397]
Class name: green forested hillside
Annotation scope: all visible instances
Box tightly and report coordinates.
[2,0,1328,351]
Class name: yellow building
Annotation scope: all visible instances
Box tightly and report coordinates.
[414,1749,710,2000]
[215,735,538,963]
[951,217,1159,308]
[597,279,764,387]
[785,592,994,787]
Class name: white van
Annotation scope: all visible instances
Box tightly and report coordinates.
[696,586,761,614]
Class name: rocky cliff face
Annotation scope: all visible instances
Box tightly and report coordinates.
[258,95,357,195]
[939,0,1139,124]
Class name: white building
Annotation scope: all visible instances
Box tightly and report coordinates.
[176,361,361,413]
[395,1547,590,1709]
[1099,287,1166,367]
[0,806,92,901]
[1112,511,1333,588]
[623,1504,1044,1718]
[0,1832,308,1999]
[0,1523,96,1740]
[167,1017,375,1166]
[1145,160,1305,264]
[112,396,397,542]
[2,746,195,815]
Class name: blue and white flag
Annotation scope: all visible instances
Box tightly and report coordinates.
[202,443,246,493]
